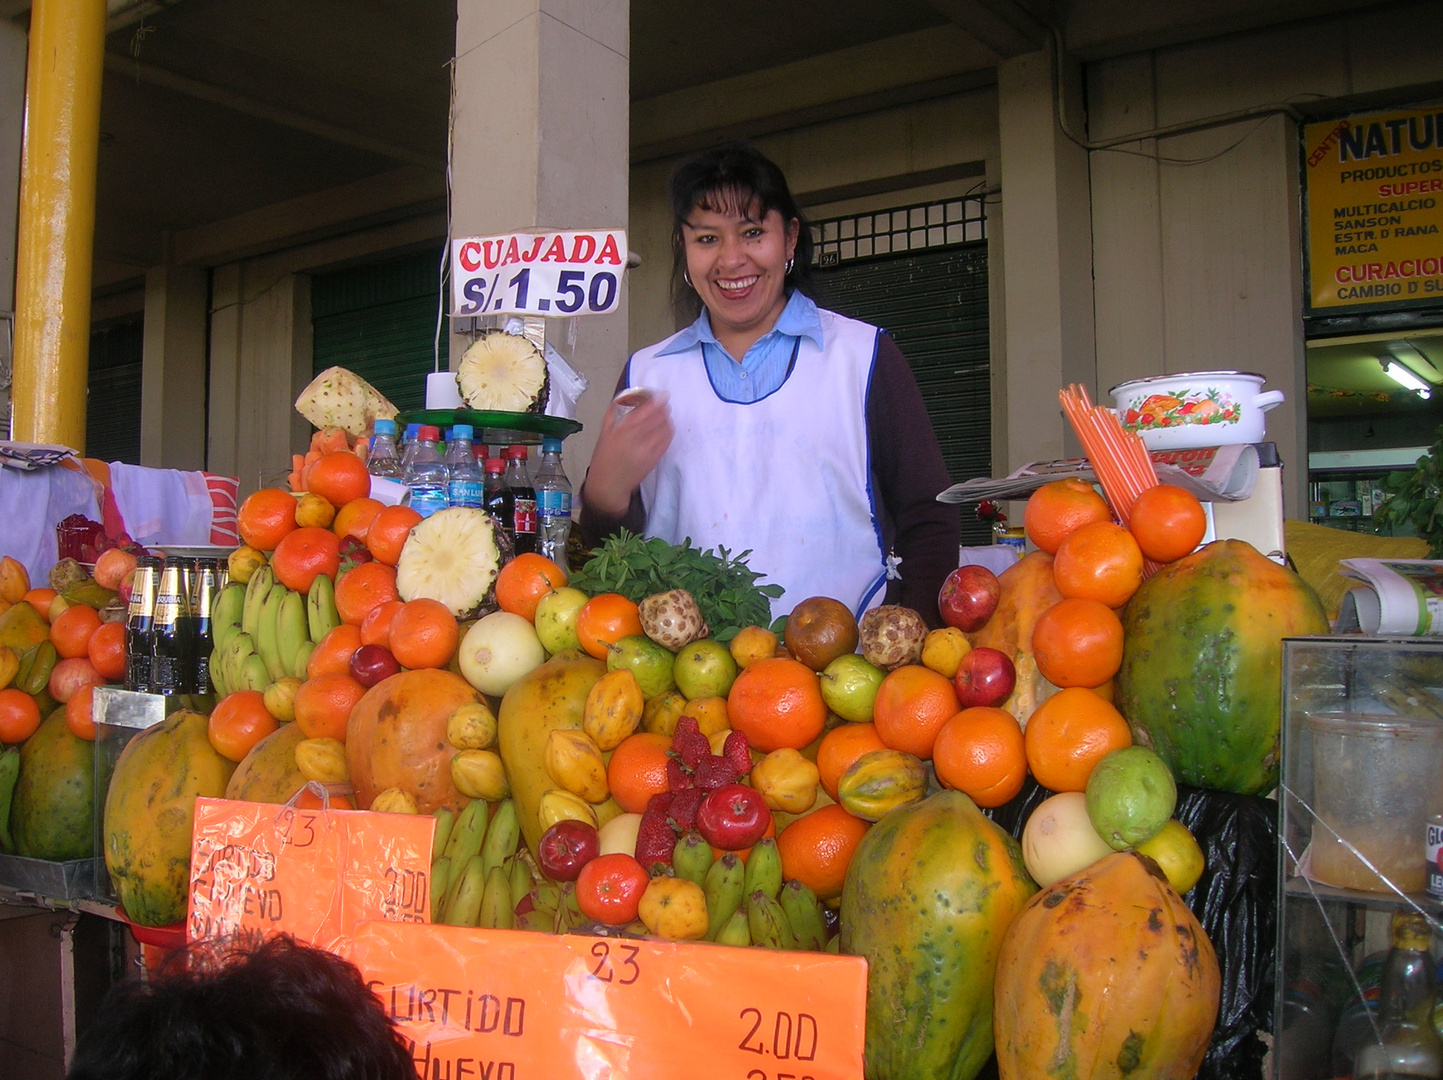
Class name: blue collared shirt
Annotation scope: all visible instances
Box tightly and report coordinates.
[654,290,825,403]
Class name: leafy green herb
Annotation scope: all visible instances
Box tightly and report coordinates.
[1373,425,1443,556]
[569,530,783,641]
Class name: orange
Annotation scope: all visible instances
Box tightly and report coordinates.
[932,706,1027,808]
[1032,597,1124,688]
[0,688,41,744]
[576,593,644,660]
[86,620,128,681]
[333,497,384,542]
[871,664,961,760]
[816,722,888,801]
[307,624,364,679]
[208,690,280,762]
[776,804,871,901]
[359,599,405,649]
[1024,686,1133,792]
[1052,521,1144,608]
[1128,483,1208,564]
[293,672,366,741]
[50,603,102,660]
[1023,478,1112,555]
[270,526,341,593]
[294,788,356,811]
[495,553,568,622]
[727,657,828,753]
[23,587,58,620]
[237,487,300,551]
[307,451,372,508]
[334,561,400,626]
[607,731,674,814]
[388,599,459,670]
[366,505,423,566]
[66,683,98,740]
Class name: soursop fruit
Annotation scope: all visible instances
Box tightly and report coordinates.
[638,589,709,651]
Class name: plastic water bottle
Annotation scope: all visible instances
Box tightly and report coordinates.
[403,425,449,518]
[534,437,572,567]
[445,424,485,509]
[367,418,402,479]
[399,423,422,471]
[503,445,538,555]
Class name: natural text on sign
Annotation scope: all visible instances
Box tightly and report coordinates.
[450,230,626,319]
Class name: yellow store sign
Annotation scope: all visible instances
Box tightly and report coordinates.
[1304,108,1443,311]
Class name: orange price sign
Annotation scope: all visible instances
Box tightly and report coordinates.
[188,796,435,953]
[350,920,867,1080]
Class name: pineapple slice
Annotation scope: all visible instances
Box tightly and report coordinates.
[294,366,398,437]
[395,508,512,619]
[455,330,550,414]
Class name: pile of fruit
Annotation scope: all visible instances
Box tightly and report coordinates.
[0,441,1334,1080]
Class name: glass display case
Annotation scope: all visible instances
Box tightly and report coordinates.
[1276,636,1443,1079]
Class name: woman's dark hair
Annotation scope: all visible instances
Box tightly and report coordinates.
[668,142,817,324]
[66,934,416,1080]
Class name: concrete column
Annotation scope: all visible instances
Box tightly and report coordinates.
[451,0,629,476]
[0,20,25,439]
[141,265,209,470]
[996,42,1095,468]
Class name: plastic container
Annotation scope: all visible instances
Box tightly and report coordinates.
[534,436,572,566]
[403,425,449,519]
[367,418,402,478]
[445,424,484,509]
[1307,712,1443,893]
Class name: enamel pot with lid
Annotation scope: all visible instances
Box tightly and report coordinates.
[1109,370,1285,450]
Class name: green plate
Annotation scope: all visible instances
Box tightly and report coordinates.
[401,409,582,445]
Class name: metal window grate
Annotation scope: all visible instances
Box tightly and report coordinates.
[810,197,987,267]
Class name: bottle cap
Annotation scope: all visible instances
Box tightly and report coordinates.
[542,437,563,453]
[373,418,397,436]
[418,425,441,441]
[485,458,505,473]
[452,424,474,440]
[503,445,527,459]
[404,423,420,439]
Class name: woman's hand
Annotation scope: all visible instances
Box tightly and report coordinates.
[581,391,674,516]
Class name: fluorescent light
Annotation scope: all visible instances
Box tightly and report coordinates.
[1387,341,1443,382]
[1382,359,1432,399]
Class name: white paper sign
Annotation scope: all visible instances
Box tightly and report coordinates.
[450,230,625,318]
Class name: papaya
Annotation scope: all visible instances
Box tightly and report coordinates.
[12,707,94,860]
[104,709,236,926]
[226,721,309,804]
[840,789,1037,1080]
[966,550,1063,727]
[346,668,482,815]
[993,851,1220,1080]
[498,650,623,858]
[1117,538,1329,794]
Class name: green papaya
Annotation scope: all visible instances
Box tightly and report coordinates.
[840,789,1037,1080]
[12,708,94,860]
[1117,539,1329,795]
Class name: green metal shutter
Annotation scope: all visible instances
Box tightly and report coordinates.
[311,249,449,415]
[87,317,144,463]
[816,242,991,544]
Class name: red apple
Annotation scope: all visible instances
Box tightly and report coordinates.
[49,656,105,704]
[349,644,401,688]
[937,565,1002,632]
[695,783,771,851]
[953,646,1016,708]
[537,820,600,882]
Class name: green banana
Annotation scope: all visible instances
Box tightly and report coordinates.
[17,640,57,697]
[241,653,271,693]
[672,830,713,886]
[825,934,840,953]
[743,837,783,901]
[508,853,535,901]
[208,646,230,698]
[480,799,520,880]
[443,855,486,927]
[531,880,562,915]
[211,583,247,651]
[256,583,289,682]
[443,799,489,867]
[293,640,315,680]
[242,563,274,638]
[430,857,452,922]
[714,908,752,947]
[779,879,828,951]
[478,865,515,930]
[0,747,20,853]
[558,881,584,932]
[517,910,553,933]
[307,573,342,643]
[432,807,456,861]
[705,852,746,940]
[277,589,311,679]
[745,890,795,950]
[219,630,254,691]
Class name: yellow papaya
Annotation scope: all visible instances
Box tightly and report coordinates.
[13,707,93,860]
[967,550,1063,727]
[227,722,309,803]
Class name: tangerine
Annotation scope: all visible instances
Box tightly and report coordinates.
[1023,478,1112,555]
[208,690,280,762]
[66,683,97,740]
[23,587,58,620]
[0,688,41,743]
[237,487,299,551]
[1024,686,1133,792]
[1052,521,1144,608]
[50,604,101,659]
[775,804,871,901]
[293,672,366,741]
[932,706,1027,808]
[307,451,372,508]
[359,599,405,649]
[576,593,644,660]
[366,505,422,566]
[606,731,674,814]
[495,553,568,622]
[334,561,400,626]
[871,664,960,760]
[333,497,385,542]
[1128,483,1208,564]
[816,721,888,801]
[270,526,341,593]
[87,620,128,681]
[307,624,364,679]
[388,598,459,670]
[1032,597,1124,688]
[726,657,828,753]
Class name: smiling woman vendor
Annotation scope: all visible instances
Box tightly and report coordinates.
[578,143,960,625]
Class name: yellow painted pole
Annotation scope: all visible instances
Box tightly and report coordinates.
[12,0,107,451]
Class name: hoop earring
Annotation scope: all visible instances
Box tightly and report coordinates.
[683,270,693,287]
[785,257,795,275]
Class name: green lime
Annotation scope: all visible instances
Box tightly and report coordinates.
[1084,745,1177,851]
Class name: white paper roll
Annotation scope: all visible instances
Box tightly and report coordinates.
[426,371,464,409]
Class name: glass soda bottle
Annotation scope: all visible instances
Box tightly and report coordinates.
[503,445,537,555]
[483,457,513,544]
[403,425,449,519]
[1354,910,1443,1079]
[534,436,572,567]
[125,555,161,692]
[192,557,222,698]
[445,424,485,509]
[367,418,402,479]
[151,556,196,695]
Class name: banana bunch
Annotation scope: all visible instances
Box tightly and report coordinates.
[208,564,342,698]
[698,837,826,951]
[431,798,527,929]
